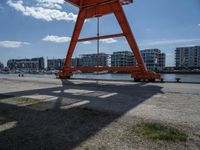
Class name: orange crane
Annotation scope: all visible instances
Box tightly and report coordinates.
[56,0,161,82]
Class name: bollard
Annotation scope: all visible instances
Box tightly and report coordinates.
[175,78,181,83]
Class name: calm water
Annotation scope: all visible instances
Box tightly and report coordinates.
[0,73,200,83]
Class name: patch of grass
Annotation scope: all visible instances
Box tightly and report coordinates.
[11,97,37,104]
[0,94,39,105]
[133,122,188,142]
[195,134,200,138]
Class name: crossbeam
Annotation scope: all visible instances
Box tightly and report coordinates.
[66,0,133,8]
[78,33,124,42]
[63,66,141,72]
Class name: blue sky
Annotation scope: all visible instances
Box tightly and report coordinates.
[0,0,200,67]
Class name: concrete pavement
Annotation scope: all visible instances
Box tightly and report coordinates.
[0,76,200,130]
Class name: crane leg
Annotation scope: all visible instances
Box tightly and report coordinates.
[56,9,86,78]
[113,2,161,81]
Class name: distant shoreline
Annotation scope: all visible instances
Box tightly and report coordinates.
[159,71,200,74]
[1,71,200,75]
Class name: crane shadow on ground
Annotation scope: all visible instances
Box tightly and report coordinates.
[0,79,163,150]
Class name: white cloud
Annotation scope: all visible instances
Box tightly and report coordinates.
[37,0,64,4]
[7,0,77,22]
[198,24,200,27]
[42,35,71,43]
[184,44,196,47]
[166,53,172,56]
[140,38,200,46]
[100,38,117,44]
[36,3,62,10]
[36,0,65,10]
[0,41,30,48]
[42,35,92,44]
[81,41,91,44]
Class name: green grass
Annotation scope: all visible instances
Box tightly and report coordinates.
[0,94,39,105]
[10,97,37,104]
[133,122,188,142]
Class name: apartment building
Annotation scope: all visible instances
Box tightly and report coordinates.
[7,57,44,71]
[140,49,166,71]
[111,50,165,71]
[0,62,4,69]
[175,46,200,69]
[111,51,135,67]
[47,59,65,70]
[79,53,109,67]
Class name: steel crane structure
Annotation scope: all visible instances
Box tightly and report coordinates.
[56,0,161,81]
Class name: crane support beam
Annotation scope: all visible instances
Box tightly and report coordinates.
[78,33,124,42]
[63,66,140,72]
[66,0,133,8]
[112,2,145,70]
[63,9,86,68]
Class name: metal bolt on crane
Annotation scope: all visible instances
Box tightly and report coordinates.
[56,0,161,82]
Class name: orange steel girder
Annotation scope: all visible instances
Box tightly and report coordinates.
[57,0,161,80]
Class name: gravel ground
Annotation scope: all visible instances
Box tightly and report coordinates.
[0,77,200,150]
[0,95,200,150]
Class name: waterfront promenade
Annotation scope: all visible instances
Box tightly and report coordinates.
[0,76,200,149]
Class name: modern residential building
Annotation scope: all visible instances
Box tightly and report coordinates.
[79,53,109,67]
[7,57,45,71]
[175,46,200,69]
[0,62,4,70]
[47,59,65,70]
[111,50,165,71]
[47,55,108,70]
[47,58,83,70]
[140,49,166,71]
[158,53,166,71]
[70,58,82,68]
[111,51,135,67]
